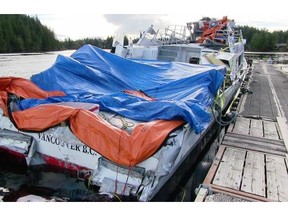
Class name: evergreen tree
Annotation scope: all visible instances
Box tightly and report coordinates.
[0,18,7,52]
[240,26,283,52]
[0,15,287,53]
[0,14,59,53]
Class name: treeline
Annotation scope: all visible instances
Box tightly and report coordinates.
[1,14,288,53]
[61,36,116,50]
[0,14,60,52]
[0,14,115,53]
[240,26,288,52]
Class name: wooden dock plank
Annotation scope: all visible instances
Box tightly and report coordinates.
[231,117,251,135]
[241,151,266,197]
[249,119,264,137]
[277,117,288,152]
[266,154,288,201]
[275,119,283,140]
[222,134,287,155]
[263,121,279,140]
[227,123,235,133]
[225,132,283,146]
[212,148,246,190]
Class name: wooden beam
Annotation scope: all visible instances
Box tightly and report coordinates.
[194,188,209,202]
[222,132,286,155]
[276,117,288,152]
[225,132,283,146]
[203,145,226,185]
[211,185,274,202]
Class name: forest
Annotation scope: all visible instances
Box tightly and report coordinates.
[0,15,60,52]
[240,25,288,52]
[0,14,287,53]
[0,14,114,52]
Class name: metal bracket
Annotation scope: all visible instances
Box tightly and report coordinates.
[194,183,212,196]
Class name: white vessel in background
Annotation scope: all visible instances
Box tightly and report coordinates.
[114,16,247,93]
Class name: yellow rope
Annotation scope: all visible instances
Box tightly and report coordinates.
[113,193,122,202]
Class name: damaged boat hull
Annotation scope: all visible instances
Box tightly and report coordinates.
[0,37,247,201]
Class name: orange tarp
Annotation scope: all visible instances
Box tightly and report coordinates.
[0,77,65,99]
[0,77,65,116]
[0,77,184,166]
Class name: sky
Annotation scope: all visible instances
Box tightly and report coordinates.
[1,0,288,41]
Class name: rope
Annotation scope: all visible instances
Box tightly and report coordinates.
[114,115,134,130]
[121,167,132,195]
[101,112,135,130]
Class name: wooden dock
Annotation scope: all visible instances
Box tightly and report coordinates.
[195,60,288,202]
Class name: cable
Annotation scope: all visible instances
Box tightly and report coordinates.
[112,193,122,202]
[210,104,238,127]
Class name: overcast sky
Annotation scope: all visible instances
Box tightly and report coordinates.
[1,0,288,40]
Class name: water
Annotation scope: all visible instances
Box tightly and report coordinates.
[0,50,102,202]
[0,50,75,79]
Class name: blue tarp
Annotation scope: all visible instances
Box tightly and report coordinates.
[21,44,225,133]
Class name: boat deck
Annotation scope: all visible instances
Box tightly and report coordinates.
[195,60,288,202]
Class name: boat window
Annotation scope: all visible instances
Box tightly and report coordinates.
[189,57,200,64]
[221,60,230,68]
